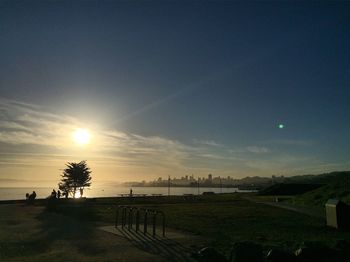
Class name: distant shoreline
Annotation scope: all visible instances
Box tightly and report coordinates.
[0,191,258,204]
[126,185,262,190]
[0,186,257,201]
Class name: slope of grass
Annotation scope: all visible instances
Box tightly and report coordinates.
[292,174,350,207]
[259,183,323,195]
[285,171,350,184]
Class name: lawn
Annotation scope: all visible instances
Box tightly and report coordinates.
[0,204,167,261]
[54,194,350,257]
[3,194,349,260]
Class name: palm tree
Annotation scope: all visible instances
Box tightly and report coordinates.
[59,161,92,198]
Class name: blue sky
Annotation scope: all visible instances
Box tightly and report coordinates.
[0,1,349,186]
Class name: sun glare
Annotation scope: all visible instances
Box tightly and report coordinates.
[73,128,91,145]
[74,191,81,198]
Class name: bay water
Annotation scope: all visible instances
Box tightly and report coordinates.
[0,186,251,201]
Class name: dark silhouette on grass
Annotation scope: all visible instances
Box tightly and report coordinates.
[59,183,70,199]
[26,191,36,204]
[58,161,92,198]
[47,190,57,211]
[51,189,57,198]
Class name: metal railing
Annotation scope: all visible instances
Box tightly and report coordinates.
[115,205,165,237]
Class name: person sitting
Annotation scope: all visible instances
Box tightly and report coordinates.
[25,193,29,204]
[47,190,58,211]
[51,189,57,199]
[28,191,36,204]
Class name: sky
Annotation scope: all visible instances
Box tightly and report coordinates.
[0,1,350,186]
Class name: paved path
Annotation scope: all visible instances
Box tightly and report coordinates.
[242,196,324,218]
[99,225,204,262]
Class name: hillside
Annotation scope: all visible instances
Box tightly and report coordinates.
[285,171,350,184]
[292,171,350,207]
[259,183,323,195]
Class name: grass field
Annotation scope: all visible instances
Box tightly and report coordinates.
[266,172,350,208]
[0,204,168,261]
[53,194,350,257]
[1,193,350,260]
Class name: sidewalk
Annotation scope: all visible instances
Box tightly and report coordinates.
[242,196,324,218]
[99,225,203,262]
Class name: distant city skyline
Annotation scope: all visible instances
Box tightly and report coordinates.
[1,1,350,187]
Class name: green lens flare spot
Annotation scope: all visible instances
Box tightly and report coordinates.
[278,124,284,129]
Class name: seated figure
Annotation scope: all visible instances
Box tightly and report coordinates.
[27,191,36,204]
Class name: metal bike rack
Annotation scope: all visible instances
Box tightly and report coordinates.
[115,205,165,237]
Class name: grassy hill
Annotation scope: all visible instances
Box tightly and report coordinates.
[257,171,350,207]
[292,171,350,207]
[259,183,323,195]
[284,171,350,184]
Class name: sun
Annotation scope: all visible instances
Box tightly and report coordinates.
[73,128,91,145]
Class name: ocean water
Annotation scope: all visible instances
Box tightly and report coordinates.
[0,186,251,200]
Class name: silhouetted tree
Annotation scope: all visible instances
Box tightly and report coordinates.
[58,161,92,198]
